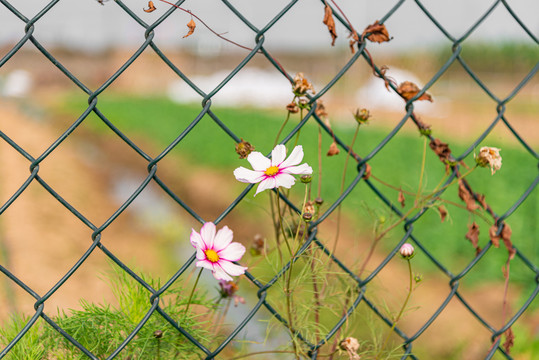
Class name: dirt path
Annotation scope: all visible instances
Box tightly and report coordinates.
[0,102,165,320]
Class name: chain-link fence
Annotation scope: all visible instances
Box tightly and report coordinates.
[1,0,538,359]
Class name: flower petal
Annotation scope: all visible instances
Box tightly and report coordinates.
[234,167,265,184]
[190,229,204,249]
[196,260,214,271]
[255,177,276,196]
[200,222,216,249]
[280,145,304,168]
[282,163,313,175]
[213,226,234,252]
[271,144,287,166]
[218,242,246,261]
[195,246,205,261]
[219,260,247,277]
[247,151,271,171]
[212,264,233,281]
[274,173,296,189]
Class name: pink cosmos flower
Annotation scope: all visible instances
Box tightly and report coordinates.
[233,144,313,196]
[190,222,247,281]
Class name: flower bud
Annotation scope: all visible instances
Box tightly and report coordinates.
[297,98,311,110]
[302,212,313,222]
[314,197,324,206]
[354,108,371,124]
[219,280,239,298]
[399,243,415,259]
[300,174,312,183]
[153,330,163,339]
[286,101,299,114]
[235,139,255,159]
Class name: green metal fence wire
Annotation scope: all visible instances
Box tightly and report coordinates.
[0,0,538,359]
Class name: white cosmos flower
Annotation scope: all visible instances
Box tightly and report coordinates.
[190,222,247,281]
[233,144,313,196]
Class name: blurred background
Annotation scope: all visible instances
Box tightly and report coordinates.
[1,0,538,358]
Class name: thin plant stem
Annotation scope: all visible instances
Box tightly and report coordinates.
[487,256,513,355]
[375,258,414,359]
[275,108,292,147]
[213,298,232,337]
[358,206,416,278]
[284,183,310,359]
[275,188,293,256]
[328,294,352,360]
[331,123,360,258]
[293,108,303,147]
[228,350,296,360]
[318,126,323,198]
[159,0,255,51]
[184,268,204,317]
[414,137,428,207]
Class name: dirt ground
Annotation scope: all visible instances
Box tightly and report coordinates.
[1,50,538,358]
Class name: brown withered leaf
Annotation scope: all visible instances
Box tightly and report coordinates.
[362,20,391,43]
[323,3,338,46]
[379,65,393,91]
[327,142,340,156]
[183,19,196,38]
[476,193,488,210]
[458,179,479,211]
[437,205,448,223]
[429,138,451,163]
[489,223,515,259]
[489,224,500,248]
[397,81,433,102]
[503,328,515,354]
[315,100,328,118]
[143,1,156,12]
[398,189,405,208]
[465,222,480,250]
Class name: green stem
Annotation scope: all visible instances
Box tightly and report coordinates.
[414,137,428,207]
[317,126,323,198]
[331,123,360,259]
[286,184,310,359]
[184,268,204,317]
[358,206,416,278]
[274,107,292,147]
[376,259,414,359]
[275,188,293,256]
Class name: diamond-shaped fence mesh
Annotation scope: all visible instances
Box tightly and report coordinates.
[1,0,538,359]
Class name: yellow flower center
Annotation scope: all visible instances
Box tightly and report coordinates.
[265,166,279,176]
[205,249,220,263]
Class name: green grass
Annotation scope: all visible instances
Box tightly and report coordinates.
[53,93,538,286]
[434,41,539,75]
[0,266,216,359]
